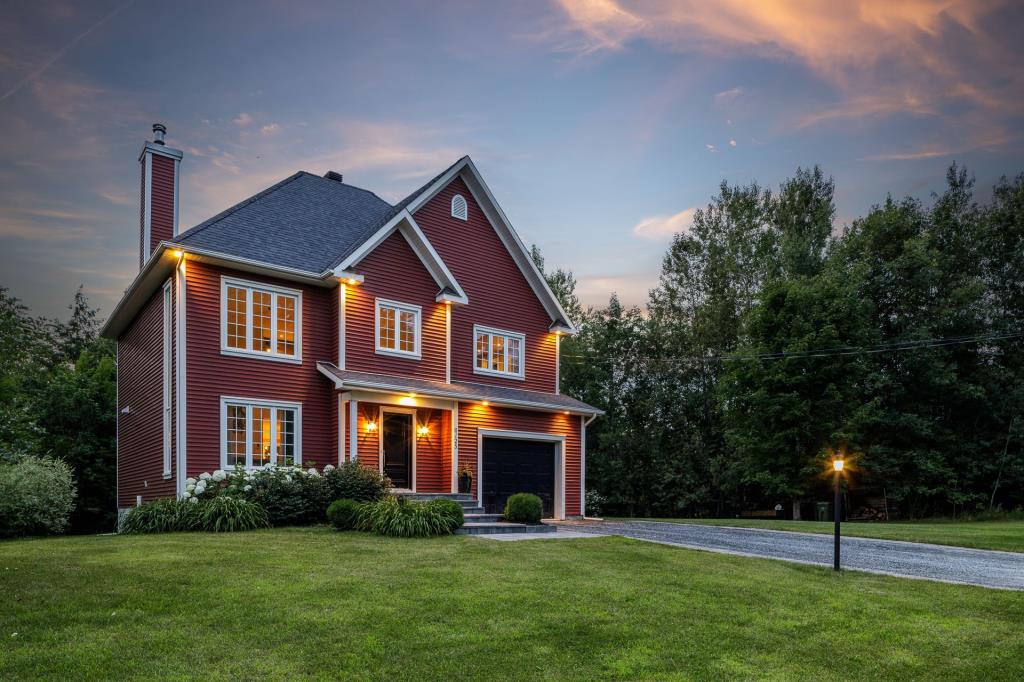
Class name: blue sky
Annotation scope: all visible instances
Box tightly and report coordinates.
[2,0,1022,318]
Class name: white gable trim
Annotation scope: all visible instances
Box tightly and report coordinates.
[332,210,469,305]
[404,157,577,333]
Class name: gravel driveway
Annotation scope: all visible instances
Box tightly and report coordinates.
[565,521,1024,590]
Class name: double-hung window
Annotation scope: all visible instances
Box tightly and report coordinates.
[222,398,301,469]
[474,325,525,379]
[221,277,301,362]
[375,298,421,358]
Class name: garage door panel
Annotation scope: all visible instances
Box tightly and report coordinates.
[482,438,556,517]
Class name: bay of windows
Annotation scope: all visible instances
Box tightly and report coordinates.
[474,326,524,379]
[223,399,299,469]
[222,277,300,361]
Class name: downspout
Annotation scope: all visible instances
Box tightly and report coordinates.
[582,412,598,519]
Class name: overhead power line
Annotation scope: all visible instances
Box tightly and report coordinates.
[559,330,1024,365]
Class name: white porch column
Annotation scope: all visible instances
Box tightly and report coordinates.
[349,399,358,462]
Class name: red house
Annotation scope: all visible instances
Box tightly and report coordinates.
[102,125,601,521]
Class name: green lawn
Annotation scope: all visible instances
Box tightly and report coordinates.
[3,528,1022,681]
[608,518,1024,552]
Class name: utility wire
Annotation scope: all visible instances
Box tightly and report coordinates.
[559,330,1024,365]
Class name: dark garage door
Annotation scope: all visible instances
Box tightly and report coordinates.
[482,438,556,517]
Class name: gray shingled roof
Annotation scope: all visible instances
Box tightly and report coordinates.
[317,363,603,415]
[173,171,395,274]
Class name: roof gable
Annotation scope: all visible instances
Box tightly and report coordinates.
[402,158,576,332]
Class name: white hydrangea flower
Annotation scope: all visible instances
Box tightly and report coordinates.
[199,472,212,481]
[185,483,196,492]
[182,491,191,499]
[323,464,335,472]
[212,470,226,482]
[188,496,198,504]
[307,468,318,476]
[244,485,252,492]
[185,477,197,485]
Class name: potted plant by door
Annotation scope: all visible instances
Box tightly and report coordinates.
[457,465,473,494]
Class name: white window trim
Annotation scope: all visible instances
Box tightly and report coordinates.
[162,280,173,479]
[375,298,422,359]
[220,276,302,364]
[473,324,526,380]
[219,396,303,470]
[451,194,468,221]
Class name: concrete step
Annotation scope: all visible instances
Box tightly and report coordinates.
[396,492,475,502]
[464,513,505,523]
[456,522,556,535]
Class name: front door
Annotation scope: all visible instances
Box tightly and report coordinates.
[382,412,413,488]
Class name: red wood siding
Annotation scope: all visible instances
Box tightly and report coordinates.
[149,153,176,258]
[184,261,335,475]
[413,177,557,392]
[117,279,175,507]
[457,403,582,517]
[345,230,447,381]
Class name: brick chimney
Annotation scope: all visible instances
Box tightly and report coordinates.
[139,123,183,269]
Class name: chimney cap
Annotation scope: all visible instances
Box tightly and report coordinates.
[324,170,343,183]
[152,123,167,145]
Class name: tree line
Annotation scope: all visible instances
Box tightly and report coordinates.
[537,165,1024,519]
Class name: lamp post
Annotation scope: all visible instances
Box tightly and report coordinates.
[832,458,844,571]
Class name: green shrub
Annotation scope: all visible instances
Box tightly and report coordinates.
[361,496,462,537]
[120,499,199,534]
[249,469,332,526]
[197,496,269,532]
[504,493,543,524]
[428,498,464,533]
[0,456,76,538]
[326,498,363,530]
[323,462,391,503]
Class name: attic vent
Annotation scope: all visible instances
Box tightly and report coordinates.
[451,194,468,221]
[324,171,343,182]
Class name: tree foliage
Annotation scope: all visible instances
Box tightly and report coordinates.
[547,165,1024,518]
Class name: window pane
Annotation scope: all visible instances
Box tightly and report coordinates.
[251,407,271,467]
[227,405,247,467]
[507,337,521,374]
[399,310,416,353]
[252,291,272,352]
[276,295,295,356]
[379,306,395,350]
[491,335,505,372]
[276,409,295,467]
[227,287,247,349]
[476,333,489,369]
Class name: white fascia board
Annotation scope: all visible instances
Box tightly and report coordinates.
[405,156,578,334]
[333,210,468,303]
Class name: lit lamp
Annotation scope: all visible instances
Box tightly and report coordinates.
[832,457,844,571]
[365,420,378,433]
[417,424,430,438]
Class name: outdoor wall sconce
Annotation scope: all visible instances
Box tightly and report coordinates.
[417,424,430,438]
[365,420,378,433]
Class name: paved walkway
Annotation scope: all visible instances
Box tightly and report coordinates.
[559,521,1024,590]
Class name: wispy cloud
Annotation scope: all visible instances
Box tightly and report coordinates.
[633,206,696,240]
[714,87,742,105]
[232,112,253,126]
[0,1,134,104]
[260,123,280,135]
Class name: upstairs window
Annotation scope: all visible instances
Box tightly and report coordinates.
[451,194,468,220]
[222,398,300,469]
[376,298,421,358]
[474,325,525,379]
[221,277,301,362]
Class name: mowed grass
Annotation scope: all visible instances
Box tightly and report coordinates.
[3,528,1023,681]
[609,518,1024,552]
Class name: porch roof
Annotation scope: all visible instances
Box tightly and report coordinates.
[316,362,603,416]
